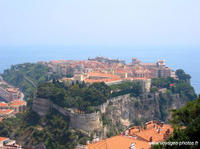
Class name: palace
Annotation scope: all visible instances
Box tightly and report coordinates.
[46,57,177,93]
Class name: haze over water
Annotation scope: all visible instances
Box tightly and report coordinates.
[1,1,200,93]
[0,46,199,94]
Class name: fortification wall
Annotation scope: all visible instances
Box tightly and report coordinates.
[52,103,102,131]
[33,98,102,132]
[69,112,102,131]
[32,98,52,116]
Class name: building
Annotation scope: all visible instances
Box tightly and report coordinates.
[0,109,14,118]
[157,60,166,67]
[82,72,123,85]
[0,100,26,121]
[50,57,177,85]
[87,121,174,149]
[0,102,9,110]
[132,58,141,65]
[0,87,11,102]
[87,135,150,149]
[129,120,173,142]
[88,56,125,64]
[0,137,22,149]
[6,88,20,100]
[133,69,151,78]
[0,87,21,102]
[9,100,27,113]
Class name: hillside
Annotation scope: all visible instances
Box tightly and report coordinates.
[151,96,200,149]
[1,63,50,98]
[0,65,197,148]
[1,62,71,99]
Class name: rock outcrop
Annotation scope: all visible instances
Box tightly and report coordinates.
[102,92,187,128]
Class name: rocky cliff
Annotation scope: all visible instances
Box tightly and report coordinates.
[102,92,186,129]
[32,91,187,139]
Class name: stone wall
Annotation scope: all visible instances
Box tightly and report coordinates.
[33,98,102,132]
[69,112,102,132]
[32,98,52,116]
[52,103,102,132]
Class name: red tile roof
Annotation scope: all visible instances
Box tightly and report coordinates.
[0,109,13,115]
[10,100,26,107]
[87,135,150,149]
[129,121,173,142]
[6,88,19,93]
[0,102,8,107]
[0,137,9,142]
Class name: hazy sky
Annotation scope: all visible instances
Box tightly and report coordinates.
[0,0,200,47]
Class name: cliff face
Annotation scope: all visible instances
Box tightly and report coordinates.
[32,92,187,138]
[101,92,187,129]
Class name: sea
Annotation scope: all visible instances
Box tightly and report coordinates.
[0,46,199,94]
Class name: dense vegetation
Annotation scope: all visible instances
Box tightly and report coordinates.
[1,65,198,148]
[110,81,143,97]
[175,69,191,82]
[0,108,89,149]
[152,96,200,149]
[1,63,72,99]
[37,80,111,113]
[2,63,51,98]
[169,96,200,142]
[151,69,197,100]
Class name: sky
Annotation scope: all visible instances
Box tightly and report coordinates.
[0,0,200,47]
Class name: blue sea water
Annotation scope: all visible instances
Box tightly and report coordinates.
[0,46,199,94]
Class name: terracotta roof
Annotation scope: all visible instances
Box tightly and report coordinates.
[0,102,8,107]
[0,137,9,142]
[0,109,14,115]
[142,63,156,66]
[135,69,150,74]
[6,88,19,93]
[133,77,149,80]
[87,135,150,149]
[129,121,173,142]
[84,72,122,84]
[88,72,119,78]
[10,100,26,107]
[129,127,141,136]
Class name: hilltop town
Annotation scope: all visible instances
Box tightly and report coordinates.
[0,57,196,149]
[41,57,177,90]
